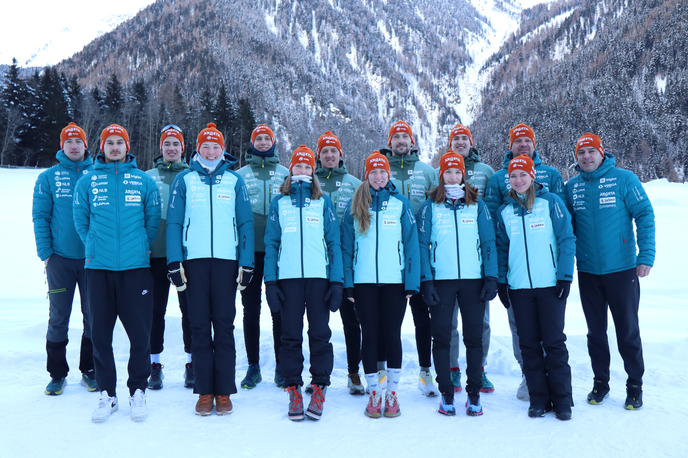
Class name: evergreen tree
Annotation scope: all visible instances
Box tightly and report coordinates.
[104,73,124,121]
[213,83,236,154]
[236,98,257,166]
[0,58,27,165]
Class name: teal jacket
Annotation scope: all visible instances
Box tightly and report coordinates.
[565,152,655,275]
[33,150,93,261]
[417,196,497,282]
[263,180,343,283]
[485,151,565,220]
[236,150,289,252]
[341,182,420,292]
[145,156,189,258]
[381,147,439,214]
[496,185,575,290]
[463,148,495,197]
[166,153,254,267]
[315,159,362,223]
[73,154,161,271]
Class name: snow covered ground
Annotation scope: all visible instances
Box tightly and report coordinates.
[0,169,687,457]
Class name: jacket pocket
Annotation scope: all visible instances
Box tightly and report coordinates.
[322,239,329,265]
[549,244,557,269]
[398,241,402,267]
[354,242,359,266]
[184,218,191,242]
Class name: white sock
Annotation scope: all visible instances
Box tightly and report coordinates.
[150,353,161,364]
[387,368,401,393]
[186,353,192,363]
[365,373,379,393]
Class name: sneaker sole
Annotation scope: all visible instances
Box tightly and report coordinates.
[364,410,381,418]
[480,387,495,393]
[131,412,148,422]
[305,411,322,421]
[453,386,463,392]
[438,408,456,416]
[587,393,610,405]
[195,410,213,416]
[466,410,483,416]
[81,379,99,392]
[241,384,258,389]
[349,387,366,396]
[45,388,64,395]
[624,404,643,411]
[383,411,400,418]
[92,405,118,423]
[147,384,163,390]
[288,413,305,421]
[216,409,234,416]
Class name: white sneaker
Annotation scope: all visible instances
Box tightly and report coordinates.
[92,391,118,423]
[516,374,530,401]
[418,370,440,397]
[129,389,148,421]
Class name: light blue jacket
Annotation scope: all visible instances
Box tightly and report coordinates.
[496,185,575,290]
[341,182,420,292]
[565,152,655,275]
[263,180,343,283]
[33,150,93,261]
[417,197,497,282]
[485,151,565,221]
[166,153,254,267]
[73,154,161,271]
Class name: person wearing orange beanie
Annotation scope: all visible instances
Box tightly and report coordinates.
[263,145,343,421]
[341,151,420,418]
[484,122,566,403]
[313,131,364,395]
[380,121,440,397]
[566,132,655,411]
[32,122,95,398]
[236,124,289,390]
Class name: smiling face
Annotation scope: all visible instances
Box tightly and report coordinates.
[509,169,533,194]
[319,146,340,169]
[162,138,183,163]
[390,132,412,156]
[511,136,535,158]
[253,133,273,153]
[450,134,471,157]
[577,146,604,173]
[198,142,223,161]
[368,168,389,190]
[442,168,464,186]
[102,135,127,163]
[63,138,86,161]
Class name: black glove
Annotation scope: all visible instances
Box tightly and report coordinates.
[555,280,571,300]
[167,262,187,292]
[420,281,440,306]
[480,276,499,302]
[497,283,510,309]
[344,288,354,301]
[236,266,254,291]
[264,281,284,313]
[325,282,343,312]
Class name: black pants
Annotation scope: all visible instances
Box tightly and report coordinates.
[88,268,153,397]
[149,257,192,354]
[432,279,484,395]
[278,278,332,387]
[579,268,644,387]
[184,258,239,396]
[354,284,406,374]
[45,254,93,378]
[240,252,282,365]
[510,287,572,409]
[409,293,432,368]
[339,296,361,374]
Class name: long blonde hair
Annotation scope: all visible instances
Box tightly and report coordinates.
[508,181,536,212]
[279,171,323,200]
[350,182,373,234]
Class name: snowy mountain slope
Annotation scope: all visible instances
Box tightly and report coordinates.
[1,170,687,457]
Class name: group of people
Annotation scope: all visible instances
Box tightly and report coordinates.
[32,118,655,423]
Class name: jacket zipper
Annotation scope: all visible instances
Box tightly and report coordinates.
[520,209,533,289]
[115,163,120,268]
[375,190,380,284]
[299,183,305,278]
[453,203,461,279]
[209,173,214,258]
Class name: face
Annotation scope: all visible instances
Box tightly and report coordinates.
[509,170,533,194]
[291,163,313,176]
[63,138,86,161]
[319,146,340,169]
[368,169,389,190]
[199,142,223,161]
[442,168,464,186]
[390,132,412,156]
[450,135,471,157]
[511,137,535,158]
[253,133,273,153]
[577,146,604,173]
[161,138,183,163]
[102,135,127,163]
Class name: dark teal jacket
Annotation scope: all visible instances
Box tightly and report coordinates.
[485,151,565,221]
[73,154,161,270]
[565,152,655,275]
[315,159,362,223]
[33,151,93,261]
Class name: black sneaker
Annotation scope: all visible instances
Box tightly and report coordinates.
[554,405,572,421]
[528,403,553,418]
[148,363,163,390]
[184,362,195,389]
[624,385,643,410]
[587,380,610,405]
[240,364,262,389]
